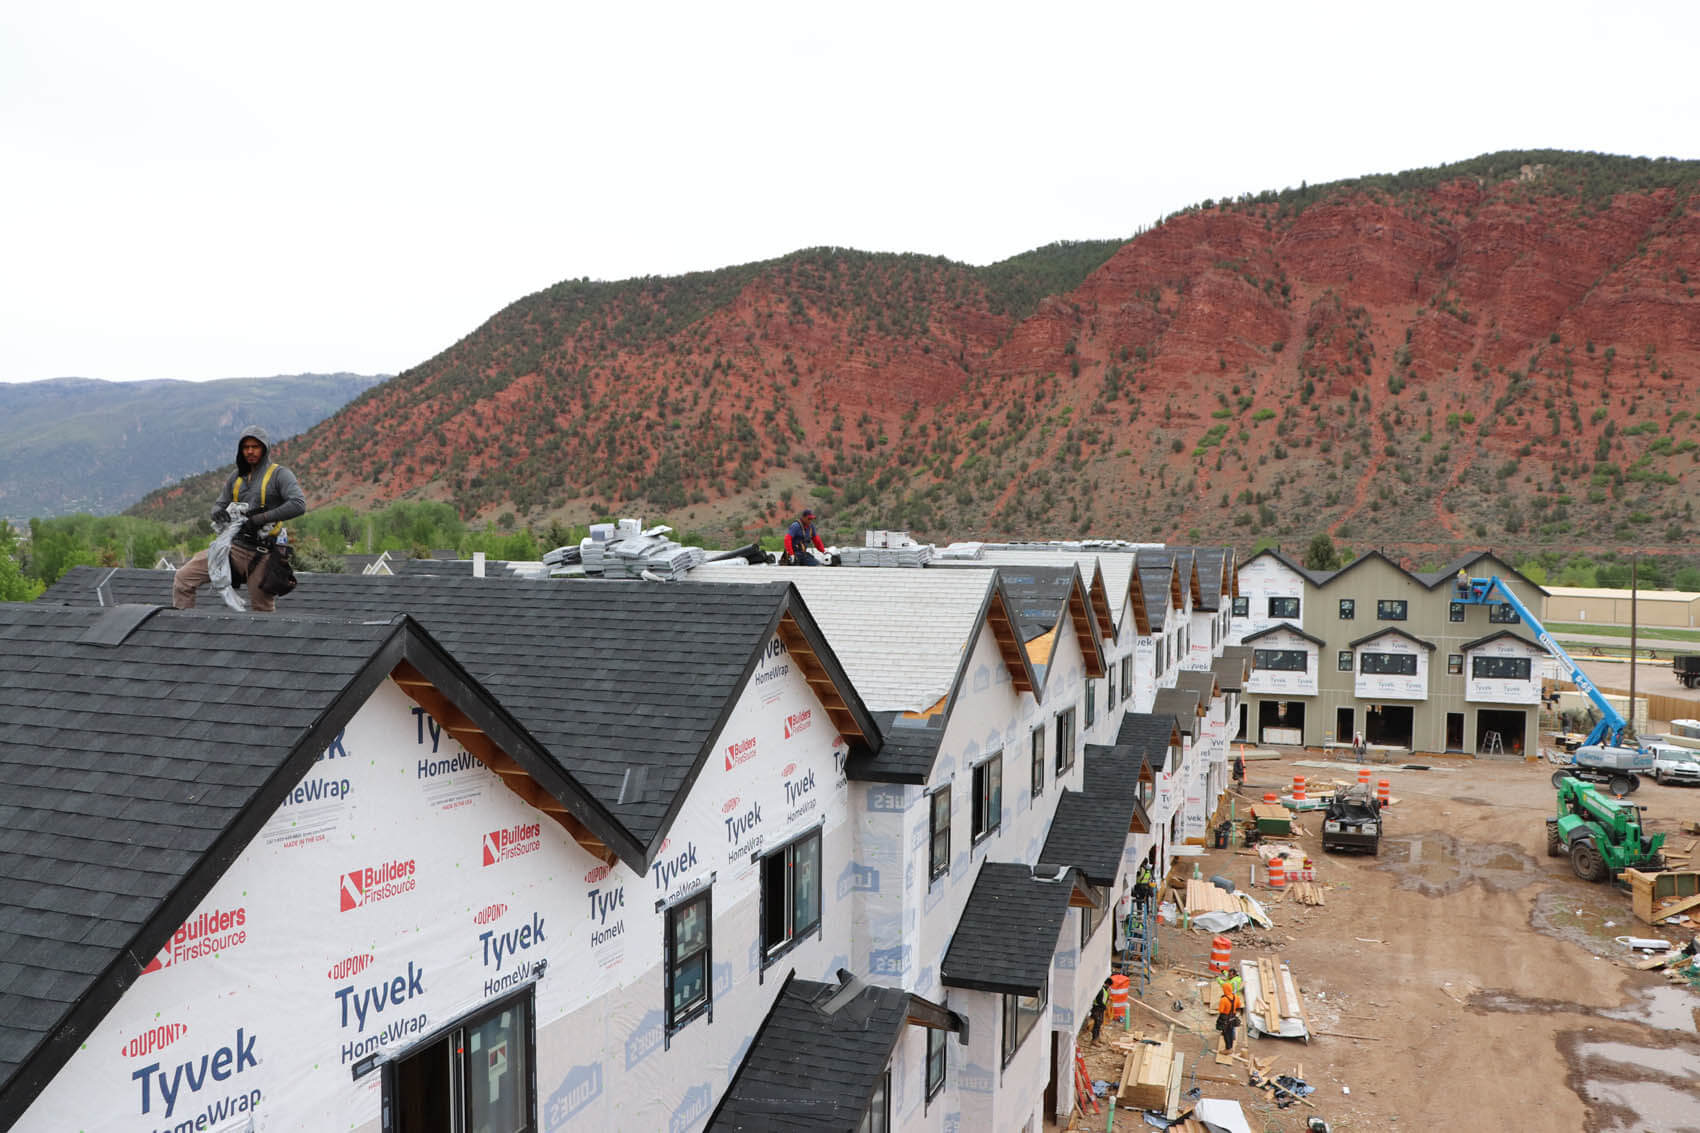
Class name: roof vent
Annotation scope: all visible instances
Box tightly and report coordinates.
[79,604,164,648]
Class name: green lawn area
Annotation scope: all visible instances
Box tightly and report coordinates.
[1547,622,1700,644]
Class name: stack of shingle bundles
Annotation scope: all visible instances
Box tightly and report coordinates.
[838,544,933,568]
[602,534,708,579]
[935,542,985,560]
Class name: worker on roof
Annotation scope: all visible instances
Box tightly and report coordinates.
[782,508,828,566]
[172,426,307,613]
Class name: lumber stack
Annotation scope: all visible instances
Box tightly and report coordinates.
[1243,955,1313,1040]
[1113,1030,1184,1113]
[1285,880,1326,906]
[1184,878,1241,916]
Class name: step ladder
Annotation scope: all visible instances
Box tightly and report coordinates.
[1481,730,1504,758]
[1120,897,1157,1005]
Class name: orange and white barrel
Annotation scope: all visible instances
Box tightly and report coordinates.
[1292,776,1306,802]
[1267,856,1286,889]
[1357,767,1372,785]
[1209,935,1232,973]
[1109,973,1130,1021]
[1378,779,1391,806]
[1263,791,1278,805]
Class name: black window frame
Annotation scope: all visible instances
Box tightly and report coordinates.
[1360,652,1418,676]
[857,1070,890,1133]
[1054,707,1077,774]
[1488,604,1522,624]
[1253,648,1308,672]
[759,826,823,966]
[928,786,951,883]
[1268,596,1300,619]
[1338,598,1355,620]
[1376,599,1408,621]
[665,889,713,1034]
[1079,882,1105,948]
[1472,655,1533,681]
[1085,681,1097,729]
[1449,601,1466,623]
[1338,650,1353,672]
[1000,982,1047,1067]
[925,1024,948,1101]
[1120,655,1132,703]
[1106,663,1116,712]
[1448,653,1464,675]
[1029,727,1045,798]
[971,752,1002,844]
[384,983,537,1133]
[1232,596,1249,618]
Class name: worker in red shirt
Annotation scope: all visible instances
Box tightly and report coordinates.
[783,508,829,565]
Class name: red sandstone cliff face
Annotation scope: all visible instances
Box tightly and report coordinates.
[134,157,1700,553]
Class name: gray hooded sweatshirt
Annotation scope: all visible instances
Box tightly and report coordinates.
[214,425,307,548]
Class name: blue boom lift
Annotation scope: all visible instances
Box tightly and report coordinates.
[1454,574,1652,795]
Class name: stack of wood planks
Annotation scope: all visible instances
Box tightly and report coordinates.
[1285,880,1326,906]
[1184,878,1241,916]
[1112,1028,1184,1115]
[1245,955,1312,1040]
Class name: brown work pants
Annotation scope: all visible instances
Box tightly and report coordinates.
[172,545,277,612]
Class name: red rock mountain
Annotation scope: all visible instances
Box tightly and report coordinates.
[135,151,1700,553]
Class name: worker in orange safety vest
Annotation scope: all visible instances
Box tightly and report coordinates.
[1215,975,1245,1052]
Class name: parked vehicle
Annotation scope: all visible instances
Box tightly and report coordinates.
[1649,743,1700,786]
[1675,654,1700,690]
[1321,784,1382,855]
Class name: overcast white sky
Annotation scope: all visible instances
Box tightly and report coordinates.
[3,0,1696,383]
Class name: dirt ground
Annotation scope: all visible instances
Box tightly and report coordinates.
[1071,752,1700,1132]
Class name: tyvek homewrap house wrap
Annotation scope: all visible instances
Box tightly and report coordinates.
[4,579,879,1132]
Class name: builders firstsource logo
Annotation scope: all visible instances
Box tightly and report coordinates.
[141,906,248,974]
[340,859,417,911]
[724,735,758,771]
[784,708,812,738]
[483,822,542,866]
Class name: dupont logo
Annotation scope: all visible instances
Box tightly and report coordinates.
[721,795,741,815]
[327,953,375,981]
[122,1023,188,1059]
[724,736,758,771]
[784,709,812,738]
[339,859,417,911]
[141,907,248,974]
[782,762,797,777]
[482,822,542,866]
[585,864,612,884]
[474,903,508,925]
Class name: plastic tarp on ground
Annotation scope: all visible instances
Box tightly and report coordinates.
[1194,1098,1253,1132]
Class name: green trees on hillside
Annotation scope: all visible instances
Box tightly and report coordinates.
[0,522,42,602]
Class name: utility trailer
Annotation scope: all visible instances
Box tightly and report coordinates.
[1675,654,1700,690]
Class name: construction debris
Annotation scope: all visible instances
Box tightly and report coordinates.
[1285,880,1327,906]
[1242,956,1311,1041]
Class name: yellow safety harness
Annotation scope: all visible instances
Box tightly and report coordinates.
[233,464,283,537]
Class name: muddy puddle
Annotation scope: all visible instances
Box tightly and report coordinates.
[1562,1032,1700,1133]
[1376,832,1539,896]
[1601,984,1700,1033]
[1530,888,1660,959]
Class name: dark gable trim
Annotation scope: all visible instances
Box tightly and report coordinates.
[1346,626,1437,652]
[0,623,412,1131]
[1426,551,1551,598]
[1460,629,1542,653]
[1242,623,1327,648]
[639,583,882,871]
[396,620,643,870]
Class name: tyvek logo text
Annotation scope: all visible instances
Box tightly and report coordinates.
[131,1029,260,1121]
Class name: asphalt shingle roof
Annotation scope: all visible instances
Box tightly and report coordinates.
[0,604,403,1105]
[1152,688,1201,739]
[1174,668,1219,703]
[1038,743,1149,886]
[987,566,1077,643]
[710,975,911,1131]
[940,862,1080,995]
[38,568,876,853]
[1117,712,1179,773]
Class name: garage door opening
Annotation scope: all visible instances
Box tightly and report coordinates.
[1236,702,1248,742]
[1257,700,1306,746]
[1476,709,1527,757]
[1364,704,1413,749]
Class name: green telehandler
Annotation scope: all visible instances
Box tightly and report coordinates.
[1546,775,1665,883]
